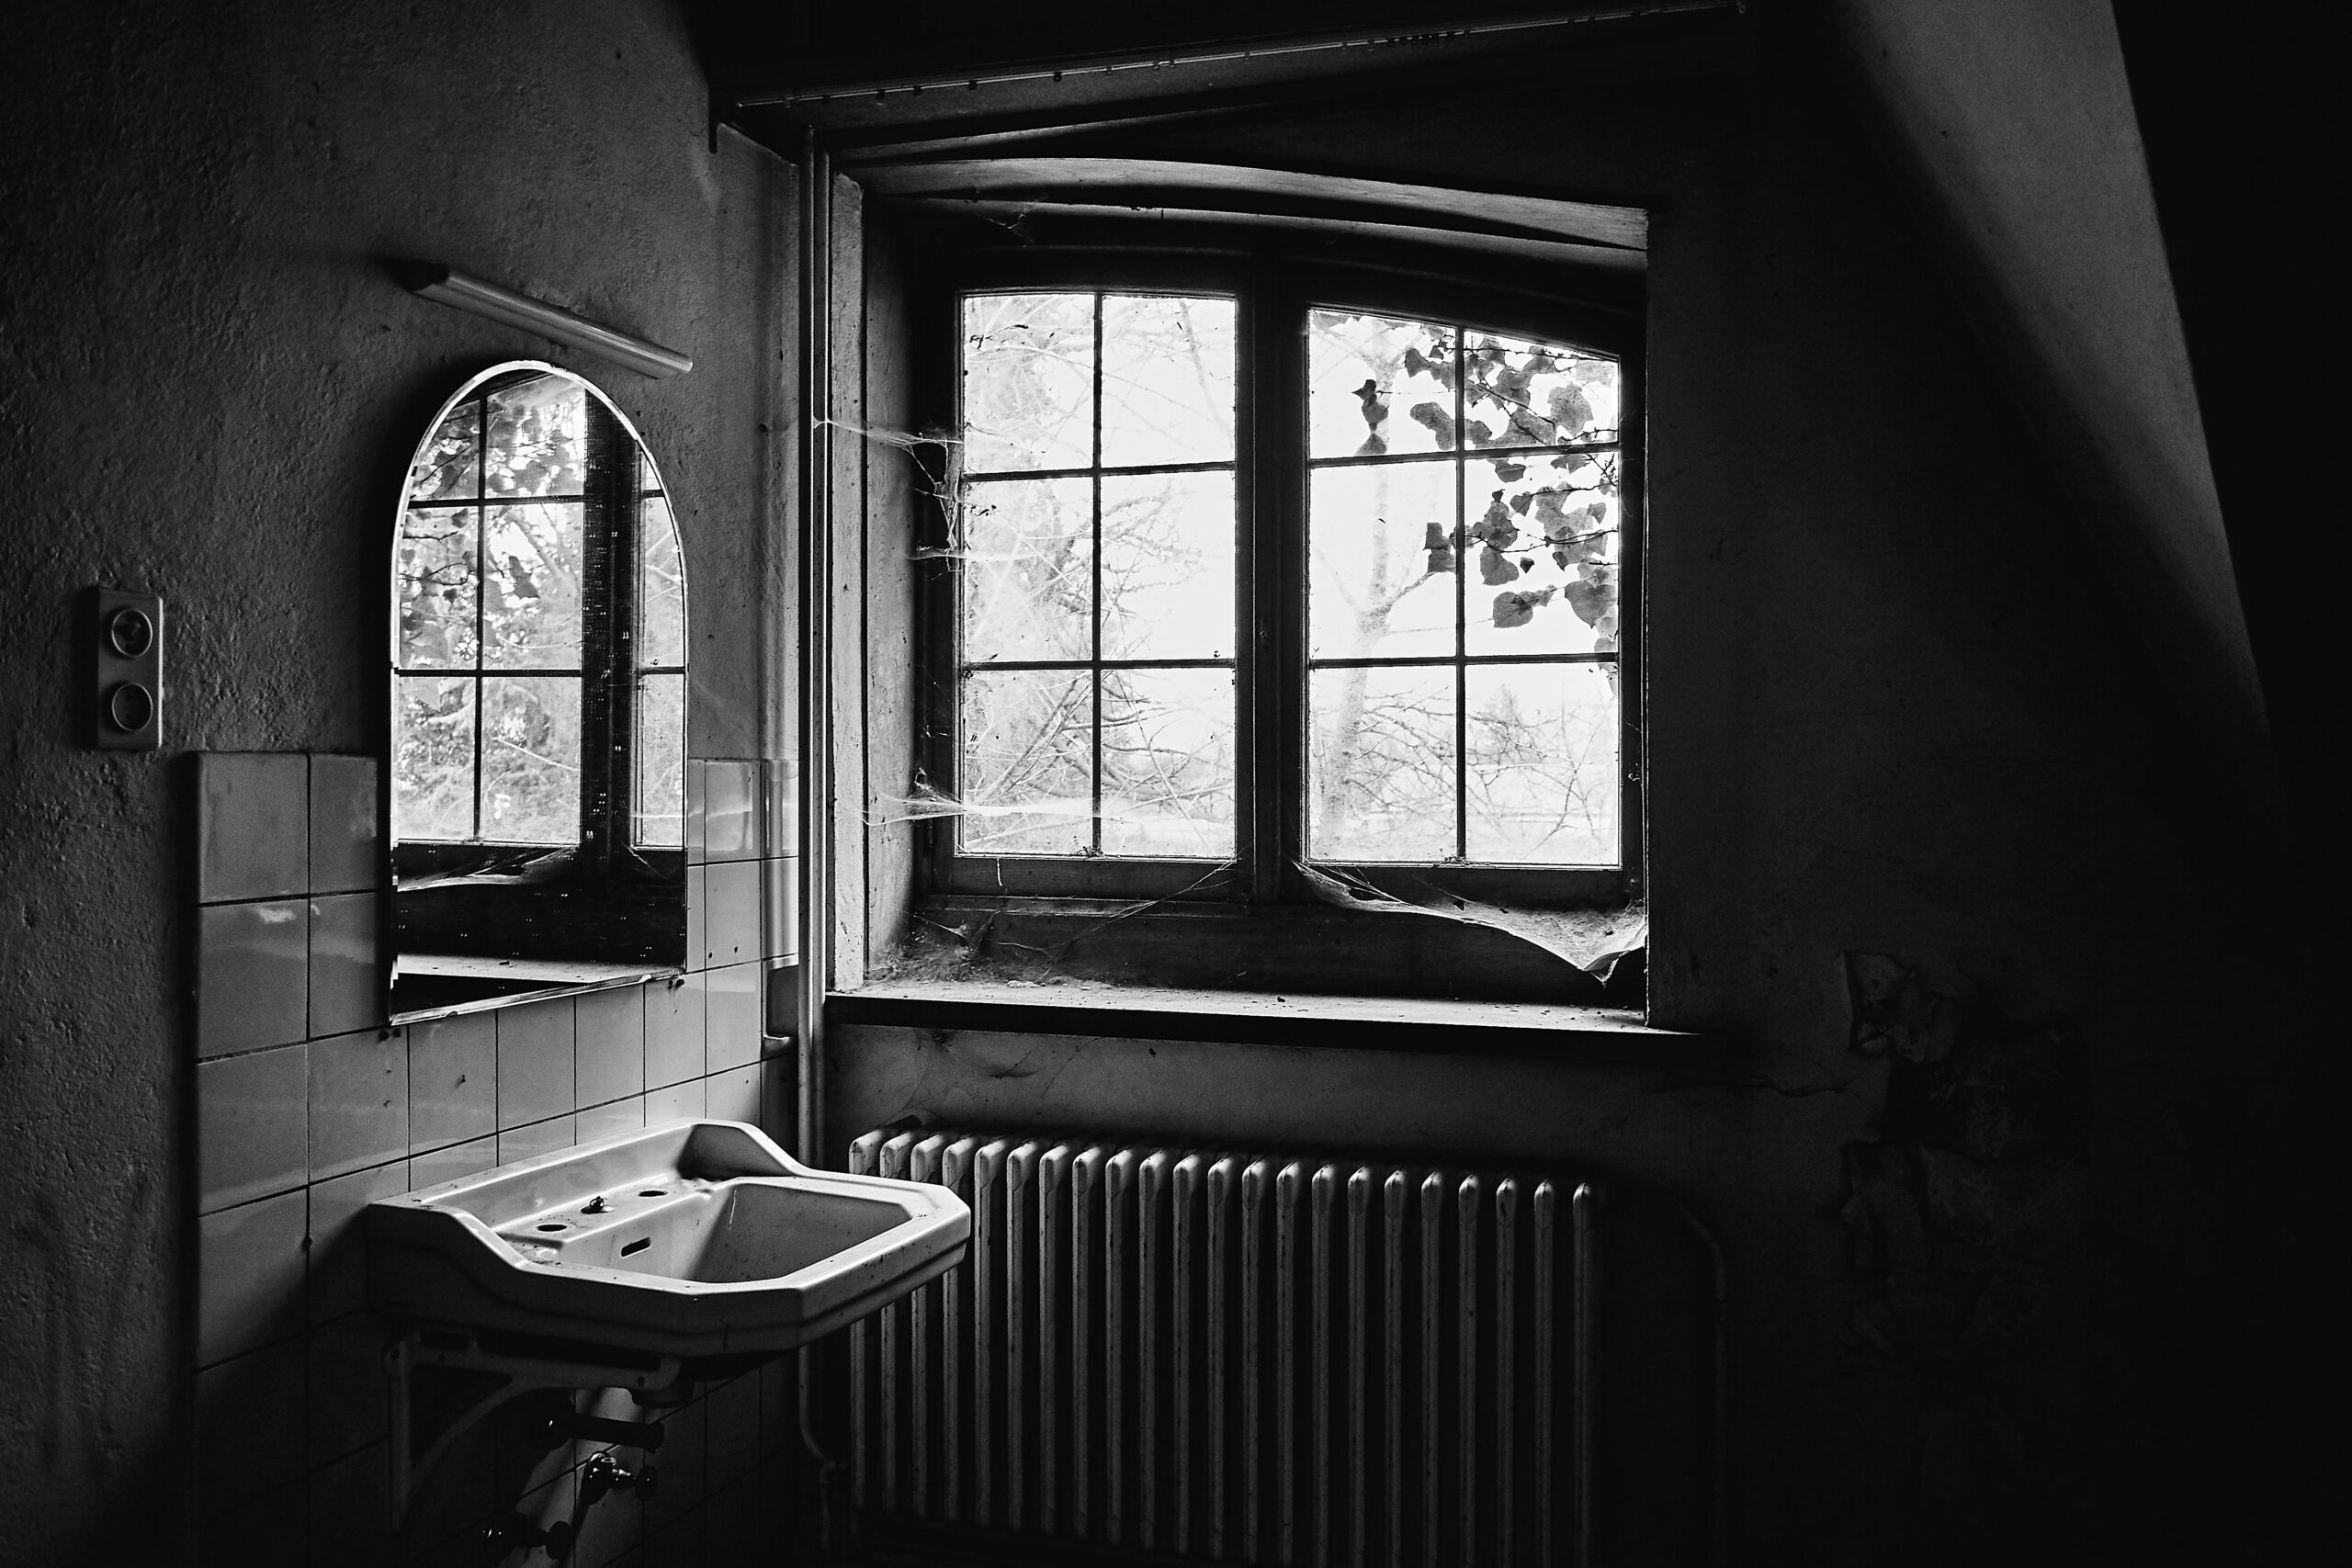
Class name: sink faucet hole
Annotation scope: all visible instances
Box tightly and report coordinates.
[639,1190,666,1197]
[537,1224,568,1232]
[620,1237,651,1257]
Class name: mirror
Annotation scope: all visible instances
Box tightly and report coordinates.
[388,362,688,1019]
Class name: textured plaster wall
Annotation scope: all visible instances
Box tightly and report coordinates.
[826,18,2269,1560]
[0,2,792,1560]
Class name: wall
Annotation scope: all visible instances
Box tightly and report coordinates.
[0,1,801,1562]
[822,12,2283,1561]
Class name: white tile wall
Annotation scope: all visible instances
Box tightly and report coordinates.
[309,1030,406,1181]
[308,892,380,1038]
[198,1188,307,1365]
[705,963,762,1074]
[198,899,310,1055]
[198,752,309,903]
[703,859,760,968]
[495,998,575,1129]
[189,751,797,1560]
[408,1013,495,1153]
[307,756,379,896]
[198,1044,308,1212]
[574,987,646,1107]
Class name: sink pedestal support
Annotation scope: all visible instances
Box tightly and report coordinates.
[384,1325,685,1519]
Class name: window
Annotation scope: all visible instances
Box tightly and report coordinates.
[390,363,689,991]
[921,255,1639,919]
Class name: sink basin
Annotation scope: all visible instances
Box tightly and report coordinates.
[368,1119,968,1359]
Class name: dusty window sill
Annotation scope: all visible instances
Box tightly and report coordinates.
[827,979,1724,1063]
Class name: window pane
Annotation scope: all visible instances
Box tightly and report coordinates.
[1101,471,1235,661]
[1101,668,1235,858]
[963,292,1094,474]
[1308,462,1456,661]
[410,403,479,502]
[485,375,587,498]
[1463,331,1619,448]
[959,668,1092,856]
[480,675,581,844]
[1308,310,1456,459]
[1100,295,1236,467]
[398,507,479,667]
[1308,665,1457,862]
[1462,453,1623,658]
[961,477,1093,664]
[482,502,584,669]
[394,675,476,840]
[1465,662,1618,865]
[634,672,685,849]
[639,492,687,670]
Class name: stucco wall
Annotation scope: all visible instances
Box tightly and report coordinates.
[0,2,793,1560]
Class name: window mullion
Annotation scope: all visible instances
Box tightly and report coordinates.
[1090,293,1105,859]
[1453,330,1469,863]
[577,402,626,876]
[1246,259,1292,904]
[470,396,486,843]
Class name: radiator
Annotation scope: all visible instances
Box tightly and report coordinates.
[846,1126,1602,1566]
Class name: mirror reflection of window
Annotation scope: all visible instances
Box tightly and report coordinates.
[390,363,687,1017]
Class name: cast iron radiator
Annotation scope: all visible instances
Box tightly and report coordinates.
[845,1125,1606,1566]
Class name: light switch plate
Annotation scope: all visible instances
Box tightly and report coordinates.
[90,586,164,750]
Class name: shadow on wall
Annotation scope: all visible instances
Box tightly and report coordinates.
[1838,953,2089,1558]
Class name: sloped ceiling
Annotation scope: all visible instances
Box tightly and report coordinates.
[1817,0,2273,808]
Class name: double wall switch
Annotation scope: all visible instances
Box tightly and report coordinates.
[89,586,164,750]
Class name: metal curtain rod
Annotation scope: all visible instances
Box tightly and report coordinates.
[734,1,1744,109]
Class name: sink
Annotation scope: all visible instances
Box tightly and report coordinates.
[368,1119,968,1360]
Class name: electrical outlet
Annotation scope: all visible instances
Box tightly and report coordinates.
[90,586,164,750]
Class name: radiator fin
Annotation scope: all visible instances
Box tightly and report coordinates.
[850,1129,1600,1566]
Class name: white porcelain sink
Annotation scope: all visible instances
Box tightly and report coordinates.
[368,1119,967,1359]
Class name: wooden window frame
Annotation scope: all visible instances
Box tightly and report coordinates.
[910,235,1644,934]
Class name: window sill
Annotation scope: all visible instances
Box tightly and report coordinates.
[827,979,1723,1063]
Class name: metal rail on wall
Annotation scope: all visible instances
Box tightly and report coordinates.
[729,2,1746,111]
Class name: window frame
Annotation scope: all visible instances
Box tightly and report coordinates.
[911,239,1644,919]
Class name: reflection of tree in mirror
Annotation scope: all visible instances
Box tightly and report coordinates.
[393,369,684,852]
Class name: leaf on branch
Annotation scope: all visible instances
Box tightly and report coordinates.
[1352,378,1388,430]
[1464,417,1498,448]
[1562,577,1611,626]
[1422,522,1456,575]
[1467,492,1518,550]
[1491,586,1556,628]
[1478,544,1521,585]
[1354,432,1388,458]
[1547,385,1594,440]
[1403,344,1453,387]
[1407,402,1456,449]
[1493,458,1525,481]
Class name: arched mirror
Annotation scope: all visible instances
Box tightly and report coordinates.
[388,362,688,1019]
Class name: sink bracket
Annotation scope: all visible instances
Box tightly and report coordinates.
[384,1325,685,1518]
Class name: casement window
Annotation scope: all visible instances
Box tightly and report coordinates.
[389,363,689,981]
[918,254,1640,919]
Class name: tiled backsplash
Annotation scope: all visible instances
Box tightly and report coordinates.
[191,753,802,1565]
